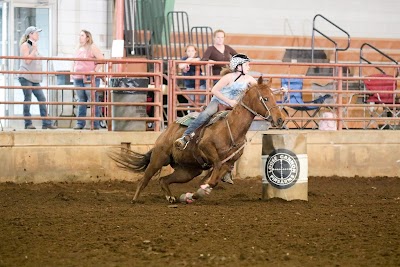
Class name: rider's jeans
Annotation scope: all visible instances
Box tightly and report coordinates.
[183,99,219,136]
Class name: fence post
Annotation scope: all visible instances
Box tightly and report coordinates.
[337,66,343,130]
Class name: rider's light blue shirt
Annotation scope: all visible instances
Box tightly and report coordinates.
[211,81,249,106]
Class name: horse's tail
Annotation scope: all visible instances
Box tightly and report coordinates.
[107,147,152,172]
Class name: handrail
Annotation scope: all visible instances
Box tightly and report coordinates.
[359,43,399,77]
[2,57,400,131]
[168,60,400,131]
[190,26,213,58]
[311,14,351,63]
[0,56,164,131]
[166,11,191,60]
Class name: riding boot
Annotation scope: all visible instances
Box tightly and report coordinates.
[174,135,191,150]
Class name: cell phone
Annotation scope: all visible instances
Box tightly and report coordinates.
[27,40,33,46]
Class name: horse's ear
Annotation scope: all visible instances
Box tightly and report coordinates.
[257,76,263,85]
[267,78,272,87]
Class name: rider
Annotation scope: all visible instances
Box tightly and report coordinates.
[174,53,256,150]
[175,53,286,184]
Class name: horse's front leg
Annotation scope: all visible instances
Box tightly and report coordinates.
[187,163,230,201]
[207,163,231,187]
[159,167,203,203]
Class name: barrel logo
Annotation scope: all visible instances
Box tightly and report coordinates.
[265,149,300,189]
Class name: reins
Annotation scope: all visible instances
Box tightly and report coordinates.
[240,87,279,121]
[220,86,276,164]
[221,139,246,164]
[200,83,279,166]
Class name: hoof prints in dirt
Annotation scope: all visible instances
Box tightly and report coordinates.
[0,177,399,267]
[54,192,76,201]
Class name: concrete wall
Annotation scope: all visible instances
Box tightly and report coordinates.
[0,131,155,183]
[54,0,400,57]
[238,130,400,178]
[1,130,399,184]
[57,0,111,56]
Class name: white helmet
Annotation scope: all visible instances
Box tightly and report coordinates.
[229,54,250,71]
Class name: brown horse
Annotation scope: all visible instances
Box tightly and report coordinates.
[108,77,285,203]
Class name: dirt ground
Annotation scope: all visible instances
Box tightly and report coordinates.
[0,176,399,267]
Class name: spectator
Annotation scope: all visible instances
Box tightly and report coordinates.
[179,44,206,103]
[18,26,57,129]
[71,29,104,130]
[202,29,237,77]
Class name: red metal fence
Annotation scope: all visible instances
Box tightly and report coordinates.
[1,56,399,131]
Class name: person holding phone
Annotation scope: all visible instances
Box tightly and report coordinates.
[71,29,104,130]
[18,26,57,129]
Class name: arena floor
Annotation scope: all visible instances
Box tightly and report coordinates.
[0,176,399,266]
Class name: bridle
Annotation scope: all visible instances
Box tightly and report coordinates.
[219,86,280,165]
[240,86,280,121]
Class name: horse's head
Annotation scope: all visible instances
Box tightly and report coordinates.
[240,76,286,127]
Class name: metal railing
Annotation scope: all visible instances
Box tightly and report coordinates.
[359,43,399,76]
[166,11,191,60]
[168,60,400,131]
[191,26,213,58]
[0,56,164,131]
[311,14,351,64]
[1,57,400,132]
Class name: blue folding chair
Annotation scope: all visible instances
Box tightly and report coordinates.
[281,78,331,129]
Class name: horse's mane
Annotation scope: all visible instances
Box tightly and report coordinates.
[235,78,273,106]
[220,67,233,76]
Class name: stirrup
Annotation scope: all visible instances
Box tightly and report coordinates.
[174,136,190,150]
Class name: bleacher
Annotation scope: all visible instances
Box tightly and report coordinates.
[125,10,400,129]
[224,33,400,76]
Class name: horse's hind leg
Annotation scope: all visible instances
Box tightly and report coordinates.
[159,167,203,203]
[133,154,169,202]
[133,170,157,202]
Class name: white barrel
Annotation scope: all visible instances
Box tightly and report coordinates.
[261,133,308,201]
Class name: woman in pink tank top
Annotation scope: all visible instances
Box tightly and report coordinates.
[72,29,104,130]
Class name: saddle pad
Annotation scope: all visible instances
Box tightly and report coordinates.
[176,112,200,126]
[176,111,230,127]
[206,111,229,126]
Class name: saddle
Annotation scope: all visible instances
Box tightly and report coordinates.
[175,105,240,170]
[176,103,232,127]
[176,110,230,128]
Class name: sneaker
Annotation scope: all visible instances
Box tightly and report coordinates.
[174,136,190,150]
[42,125,57,129]
[25,125,36,129]
[221,172,234,185]
[73,125,84,130]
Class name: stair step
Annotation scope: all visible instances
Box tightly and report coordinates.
[306,66,352,76]
[282,49,328,63]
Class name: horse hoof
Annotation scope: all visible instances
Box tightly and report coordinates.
[200,184,212,195]
[221,172,234,185]
[179,192,195,204]
[195,188,207,198]
[166,196,177,203]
